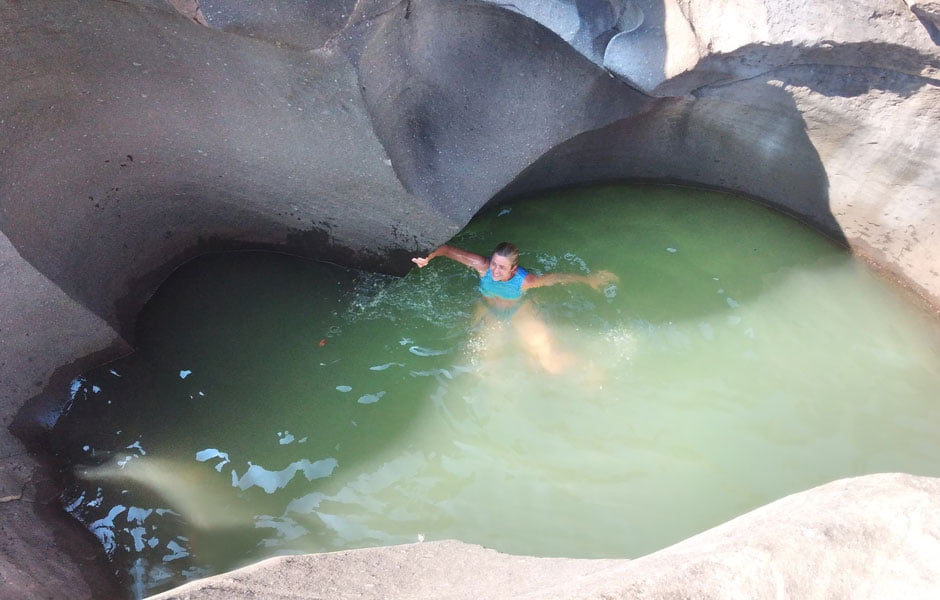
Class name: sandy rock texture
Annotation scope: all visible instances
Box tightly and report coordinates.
[497,0,940,307]
[0,0,938,598]
[149,474,940,600]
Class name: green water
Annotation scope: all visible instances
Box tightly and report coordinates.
[52,185,940,598]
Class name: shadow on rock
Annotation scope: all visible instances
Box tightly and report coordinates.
[657,40,940,98]
[340,0,652,221]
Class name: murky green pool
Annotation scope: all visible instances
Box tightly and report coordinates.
[52,184,940,598]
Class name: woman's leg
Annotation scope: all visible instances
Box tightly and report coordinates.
[512,303,574,374]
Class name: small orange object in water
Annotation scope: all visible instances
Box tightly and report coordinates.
[318,339,327,347]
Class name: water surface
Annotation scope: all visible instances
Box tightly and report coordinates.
[52,184,940,597]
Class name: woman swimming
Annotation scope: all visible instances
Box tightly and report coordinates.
[411,242,617,373]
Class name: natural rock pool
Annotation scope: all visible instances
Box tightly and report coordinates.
[51,185,940,598]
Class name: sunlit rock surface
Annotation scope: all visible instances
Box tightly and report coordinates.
[148,474,940,600]
[0,0,938,598]
[494,0,940,306]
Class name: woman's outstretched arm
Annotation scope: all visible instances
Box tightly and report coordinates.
[412,244,489,276]
[522,269,618,291]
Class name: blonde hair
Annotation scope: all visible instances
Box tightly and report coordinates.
[492,242,519,267]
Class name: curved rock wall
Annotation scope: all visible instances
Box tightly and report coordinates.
[0,0,938,598]
[497,93,839,236]
[342,0,651,221]
[1,0,455,337]
[497,0,940,306]
[148,474,940,600]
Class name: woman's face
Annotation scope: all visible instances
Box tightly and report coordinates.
[489,254,516,282]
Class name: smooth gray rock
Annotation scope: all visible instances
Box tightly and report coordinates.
[197,0,359,48]
[342,0,651,221]
[618,1,645,32]
[0,2,451,597]
[487,0,623,64]
[601,0,674,91]
[492,0,584,43]
[0,0,453,339]
[497,93,839,237]
[1,0,939,598]
[148,474,940,600]
[0,232,127,600]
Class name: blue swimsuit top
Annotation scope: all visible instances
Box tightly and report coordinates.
[479,266,528,300]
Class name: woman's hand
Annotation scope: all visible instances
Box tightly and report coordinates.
[411,245,490,275]
[411,256,431,268]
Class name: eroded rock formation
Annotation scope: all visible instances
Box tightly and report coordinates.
[1,0,938,598]
[148,474,940,600]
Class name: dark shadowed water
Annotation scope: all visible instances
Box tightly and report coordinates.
[52,185,940,598]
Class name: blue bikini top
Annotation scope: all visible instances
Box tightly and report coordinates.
[479,266,528,300]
